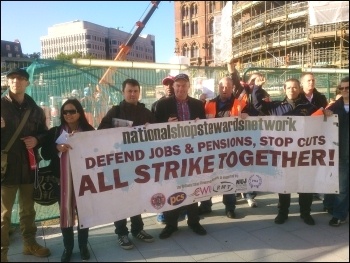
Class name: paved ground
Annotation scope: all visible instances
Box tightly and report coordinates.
[7,192,349,262]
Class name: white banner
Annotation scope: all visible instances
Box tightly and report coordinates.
[68,116,339,228]
[308,1,349,26]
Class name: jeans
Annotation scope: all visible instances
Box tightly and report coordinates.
[114,215,144,236]
[1,184,37,255]
[323,161,349,221]
[200,194,236,212]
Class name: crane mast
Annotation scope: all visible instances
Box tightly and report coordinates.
[99,1,161,85]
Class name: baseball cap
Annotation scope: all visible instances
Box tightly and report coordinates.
[6,68,29,80]
[162,76,174,85]
[174,73,189,82]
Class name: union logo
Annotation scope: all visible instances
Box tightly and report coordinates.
[151,193,166,209]
[248,175,262,189]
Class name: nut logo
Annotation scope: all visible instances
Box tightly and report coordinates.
[248,174,262,188]
[151,193,166,209]
[167,192,186,206]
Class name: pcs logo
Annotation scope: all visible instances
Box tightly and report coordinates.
[168,192,186,206]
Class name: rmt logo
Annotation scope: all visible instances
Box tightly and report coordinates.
[167,192,186,206]
[213,181,234,193]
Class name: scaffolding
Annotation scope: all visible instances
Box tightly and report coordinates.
[226,1,349,70]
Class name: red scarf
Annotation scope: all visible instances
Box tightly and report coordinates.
[59,124,81,228]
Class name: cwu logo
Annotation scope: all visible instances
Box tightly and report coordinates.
[248,175,262,189]
[190,186,211,197]
[213,181,234,193]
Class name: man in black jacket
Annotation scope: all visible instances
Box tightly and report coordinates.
[1,68,50,262]
[251,77,332,225]
[301,73,328,109]
[151,76,174,114]
[154,73,207,239]
[98,79,156,250]
[300,72,328,201]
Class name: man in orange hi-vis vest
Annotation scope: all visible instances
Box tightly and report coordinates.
[198,76,248,219]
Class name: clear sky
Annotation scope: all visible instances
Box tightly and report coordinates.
[1,1,175,63]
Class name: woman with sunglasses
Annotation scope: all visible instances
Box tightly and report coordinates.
[41,98,94,262]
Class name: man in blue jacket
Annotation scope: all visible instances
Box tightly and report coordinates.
[251,77,332,225]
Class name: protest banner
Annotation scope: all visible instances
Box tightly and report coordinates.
[68,116,339,228]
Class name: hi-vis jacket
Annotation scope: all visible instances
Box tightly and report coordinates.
[205,90,248,118]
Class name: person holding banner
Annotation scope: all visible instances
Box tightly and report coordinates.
[198,76,249,218]
[1,68,50,262]
[154,73,207,239]
[151,75,188,224]
[41,98,95,262]
[323,76,349,226]
[228,62,266,208]
[97,78,156,250]
[300,72,329,201]
[251,77,332,225]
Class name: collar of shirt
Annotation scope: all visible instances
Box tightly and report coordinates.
[175,96,188,103]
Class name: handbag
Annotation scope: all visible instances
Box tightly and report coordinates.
[1,110,31,182]
[33,164,59,206]
[33,126,60,206]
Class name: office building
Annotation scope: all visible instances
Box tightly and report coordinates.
[40,20,156,62]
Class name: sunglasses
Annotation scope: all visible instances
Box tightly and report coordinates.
[63,109,78,115]
[338,86,349,91]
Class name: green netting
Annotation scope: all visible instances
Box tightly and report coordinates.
[6,59,227,224]
[243,67,348,101]
[4,59,347,225]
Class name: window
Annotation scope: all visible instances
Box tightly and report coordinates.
[209,18,214,35]
[6,45,10,51]
[86,35,91,40]
[182,44,189,57]
[191,43,199,58]
[208,1,214,13]
[190,4,198,17]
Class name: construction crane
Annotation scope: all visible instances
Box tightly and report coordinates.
[99,1,161,85]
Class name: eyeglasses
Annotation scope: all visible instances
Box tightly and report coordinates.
[338,86,349,91]
[63,109,78,115]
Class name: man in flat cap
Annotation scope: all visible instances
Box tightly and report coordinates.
[1,68,50,261]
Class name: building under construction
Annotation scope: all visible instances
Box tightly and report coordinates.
[174,1,349,70]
